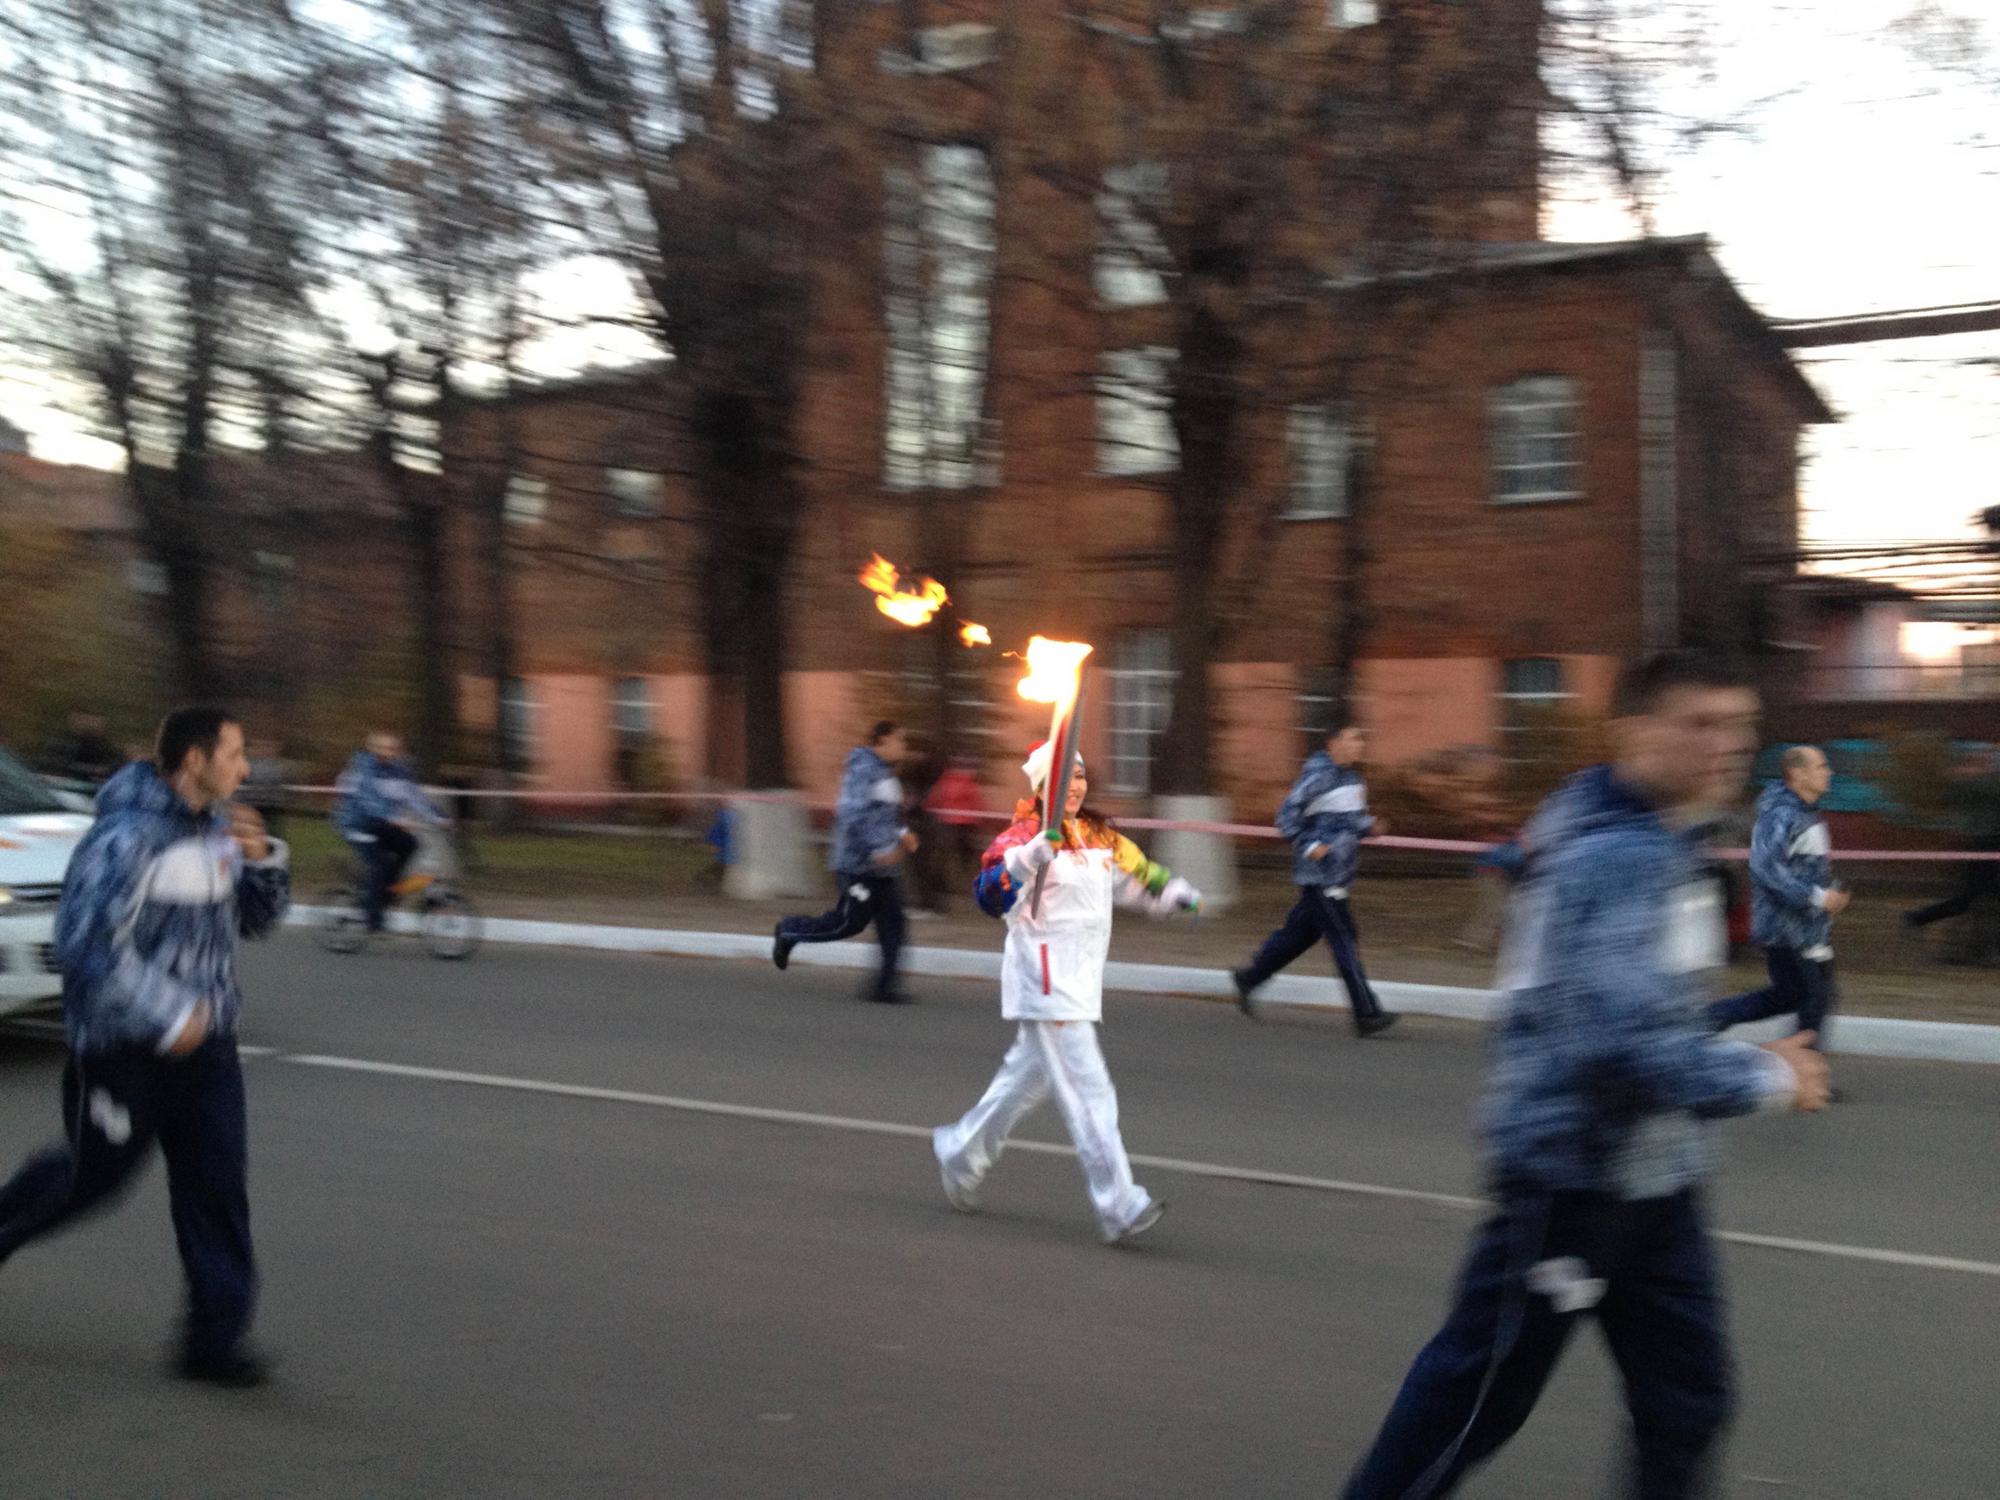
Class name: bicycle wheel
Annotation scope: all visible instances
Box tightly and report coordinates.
[420,888,482,960]
[315,886,368,955]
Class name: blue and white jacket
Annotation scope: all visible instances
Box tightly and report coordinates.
[1749,783,1835,956]
[1275,752,1376,890]
[333,751,441,840]
[54,763,291,1056]
[1482,766,1793,1200]
[829,746,907,876]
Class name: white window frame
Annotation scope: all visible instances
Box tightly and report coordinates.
[1105,632,1175,798]
[1096,346,1178,477]
[504,473,549,527]
[883,144,999,493]
[1490,376,1582,504]
[1498,657,1573,763]
[878,22,998,76]
[501,677,539,769]
[1283,403,1352,519]
[1095,161,1171,309]
[606,468,664,518]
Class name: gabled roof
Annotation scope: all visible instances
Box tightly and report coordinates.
[1331,234,1837,426]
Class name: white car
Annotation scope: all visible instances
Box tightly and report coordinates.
[0,748,94,1015]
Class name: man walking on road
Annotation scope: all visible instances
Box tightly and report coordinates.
[773,721,918,1003]
[1339,652,1830,1500]
[1232,721,1397,1036]
[1708,745,1845,1050]
[0,707,290,1386]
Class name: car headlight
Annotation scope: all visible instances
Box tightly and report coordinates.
[0,889,13,909]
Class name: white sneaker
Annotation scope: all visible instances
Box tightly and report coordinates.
[1106,1197,1166,1245]
[932,1127,982,1213]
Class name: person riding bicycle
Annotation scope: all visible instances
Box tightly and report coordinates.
[334,732,445,934]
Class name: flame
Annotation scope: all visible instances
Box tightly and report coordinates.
[859,552,949,628]
[959,622,992,648]
[1015,636,1094,706]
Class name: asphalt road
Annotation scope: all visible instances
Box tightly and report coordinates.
[0,935,1994,1499]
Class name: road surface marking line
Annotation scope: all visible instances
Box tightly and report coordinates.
[279,1052,2000,1279]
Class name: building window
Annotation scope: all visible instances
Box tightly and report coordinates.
[1106,632,1175,798]
[1295,664,1340,744]
[614,676,653,744]
[1328,0,1380,27]
[878,22,1000,75]
[127,557,168,596]
[252,549,297,615]
[1284,404,1352,519]
[504,473,549,526]
[1498,657,1573,763]
[1097,347,1178,477]
[1491,376,1582,504]
[501,677,538,769]
[1095,162,1171,309]
[884,144,998,492]
[606,468,664,518]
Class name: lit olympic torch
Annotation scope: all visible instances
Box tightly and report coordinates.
[1016,636,1094,915]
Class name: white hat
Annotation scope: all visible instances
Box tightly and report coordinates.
[1022,740,1084,792]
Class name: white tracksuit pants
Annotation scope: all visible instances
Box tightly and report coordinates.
[935,1021,1153,1238]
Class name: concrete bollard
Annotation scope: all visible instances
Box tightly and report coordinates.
[723,795,821,901]
[1150,795,1241,913]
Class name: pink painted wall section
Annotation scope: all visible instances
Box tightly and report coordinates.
[528,675,616,790]
[1215,662,1309,821]
[646,674,707,791]
[1360,659,1501,766]
[785,671,862,803]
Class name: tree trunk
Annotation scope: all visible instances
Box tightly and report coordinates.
[1151,308,1242,798]
[129,466,222,703]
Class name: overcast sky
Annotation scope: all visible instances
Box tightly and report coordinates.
[5,1,1995,572]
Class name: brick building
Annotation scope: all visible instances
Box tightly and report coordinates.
[432,3,1832,818]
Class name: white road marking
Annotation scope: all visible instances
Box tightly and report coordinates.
[280,1052,2000,1280]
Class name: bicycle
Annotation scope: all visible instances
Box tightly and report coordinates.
[315,821,482,960]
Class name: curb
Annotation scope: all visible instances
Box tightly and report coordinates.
[285,908,2000,1067]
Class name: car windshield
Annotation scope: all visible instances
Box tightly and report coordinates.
[0,749,67,817]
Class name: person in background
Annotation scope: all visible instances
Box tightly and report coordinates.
[1903,745,2000,964]
[333,731,444,936]
[926,757,989,901]
[1232,720,1397,1037]
[772,721,917,1003]
[1708,745,1846,1053]
[1338,651,1830,1500]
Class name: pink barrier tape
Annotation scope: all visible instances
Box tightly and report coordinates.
[281,786,2000,860]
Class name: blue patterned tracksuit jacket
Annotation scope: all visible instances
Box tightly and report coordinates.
[828,747,907,876]
[1275,752,1376,890]
[1482,766,1789,1201]
[333,751,440,839]
[53,763,291,1056]
[1748,783,1833,954]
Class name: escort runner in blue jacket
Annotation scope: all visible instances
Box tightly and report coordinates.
[773,721,918,1003]
[0,708,289,1387]
[1342,653,1830,1500]
[334,730,443,934]
[1231,722,1395,1036]
[1707,745,1846,1051]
